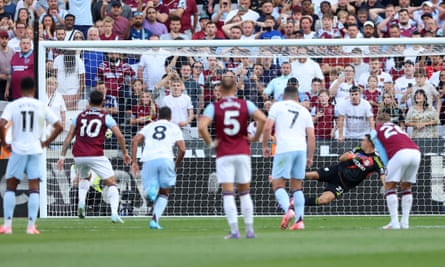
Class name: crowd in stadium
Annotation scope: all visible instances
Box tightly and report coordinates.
[1,0,445,140]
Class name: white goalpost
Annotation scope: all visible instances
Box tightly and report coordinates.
[37,38,445,218]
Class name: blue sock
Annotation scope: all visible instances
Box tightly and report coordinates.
[28,192,39,227]
[3,191,15,227]
[274,188,290,212]
[293,190,305,222]
[152,194,168,222]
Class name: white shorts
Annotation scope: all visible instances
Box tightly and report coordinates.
[216,155,251,185]
[386,149,421,184]
[74,156,114,180]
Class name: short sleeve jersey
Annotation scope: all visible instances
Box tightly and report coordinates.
[268,100,314,154]
[72,108,116,157]
[1,97,58,154]
[203,96,257,157]
[375,122,419,160]
[138,119,184,162]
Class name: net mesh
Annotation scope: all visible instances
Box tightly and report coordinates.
[39,39,445,217]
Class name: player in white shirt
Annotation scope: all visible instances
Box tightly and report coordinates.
[262,85,315,230]
[131,106,186,230]
[0,77,63,235]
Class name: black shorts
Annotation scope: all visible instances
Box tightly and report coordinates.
[316,165,347,198]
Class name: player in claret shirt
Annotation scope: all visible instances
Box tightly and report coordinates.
[198,70,266,239]
[371,113,421,230]
[57,90,131,224]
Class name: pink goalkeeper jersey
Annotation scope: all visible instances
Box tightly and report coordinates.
[376,122,419,159]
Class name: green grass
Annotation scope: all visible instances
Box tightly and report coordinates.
[1,216,444,267]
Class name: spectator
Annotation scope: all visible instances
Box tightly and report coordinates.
[97,52,135,99]
[377,92,405,129]
[161,77,194,139]
[329,64,357,106]
[130,92,158,136]
[402,67,441,111]
[128,11,151,40]
[157,0,185,26]
[160,14,188,40]
[224,0,259,23]
[311,89,335,139]
[398,8,417,38]
[46,76,66,131]
[394,59,416,105]
[242,63,267,108]
[180,63,204,116]
[201,20,223,40]
[101,0,130,40]
[95,81,118,116]
[0,0,13,21]
[8,22,27,52]
[358,57,392,92]
[212,0,233,31]
[362,20,377,38]
[137,35,170,91]
[14,1,36,27]
[83,26,103,97]
[364,75,381,118]
[299,15,315,39]
[425,54,444,78]
[290,46,324,94]
[100,16,119,40]
[264,62,293,102]
[0,30,12,100]
[38,0,68,26]
[317,14,341,39]
[405,89,439,138]
[9,37,33,100]
[68,0,94,37]
[142,7,168,36]
[15,7,32,27]
[337,86,374,141]
[50,49,86,110]
[255,15,283,39]
[181,0,198,38]
[41,14,56,40]
[257,56,280,84]
[64,14,79,41]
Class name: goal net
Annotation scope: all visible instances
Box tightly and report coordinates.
[37,38,445,217]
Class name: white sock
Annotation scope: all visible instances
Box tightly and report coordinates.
[401,190,412,226]
[78,179,90,208]
[385,190,399,225]
[240,191,254,233]
[107,185,119,216]
[223,193,238,234]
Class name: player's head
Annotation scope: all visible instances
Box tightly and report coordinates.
[158,106,172,120]
[21,76,35,95]
[220,70,236,93]
[376,113,391,124]
[363,134,375,149]
[89,90,104,107]
[283,85,299,100]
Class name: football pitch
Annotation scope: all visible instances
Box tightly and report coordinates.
[0,216,444,267]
